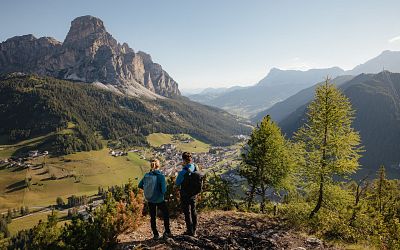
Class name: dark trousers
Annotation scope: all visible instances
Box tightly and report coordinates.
[181,195,197,233]
[148,201,171,236]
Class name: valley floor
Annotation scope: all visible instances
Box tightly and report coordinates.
[118,210,339,250]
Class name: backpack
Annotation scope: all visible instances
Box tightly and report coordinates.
[143,172,158,201]
[181,165,204,197]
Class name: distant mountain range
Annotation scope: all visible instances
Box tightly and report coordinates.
[188,86,244,104]
[187,67,344,117]
[254,50,400,124]
[0,15,179,98]
[347,50,400,75]
[187,50,400,118]
[252,75,355,123]
[278,71,400,178]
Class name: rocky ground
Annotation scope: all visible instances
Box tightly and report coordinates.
[117,211,340,250]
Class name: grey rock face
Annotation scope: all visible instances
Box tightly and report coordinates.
[0,15,180,97]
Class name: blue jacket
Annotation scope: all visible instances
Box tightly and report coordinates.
[138,170,166,203]
[175,163,196,187]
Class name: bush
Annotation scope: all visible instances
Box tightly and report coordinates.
[198,172,236,211]
[62,192,144,249]
[164,177,181,218]
[8,185,144,250]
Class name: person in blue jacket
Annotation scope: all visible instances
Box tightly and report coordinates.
[175,152,198,236]
[139,159,171,240]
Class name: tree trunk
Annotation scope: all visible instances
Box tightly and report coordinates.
[260,183,266,213]
[310,86,328,219]
[247,184,256,210]
[310,174,324,218]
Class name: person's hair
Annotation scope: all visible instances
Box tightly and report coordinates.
[182,152,192,162]
[150,159,160,170]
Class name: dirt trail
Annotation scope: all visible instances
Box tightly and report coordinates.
[118,211,340,250]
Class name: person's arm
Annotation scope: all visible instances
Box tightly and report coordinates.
[138,177,144,189]
[175,170,185,186]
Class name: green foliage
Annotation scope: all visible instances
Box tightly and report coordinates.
[0,232,8,250]
[62,191,143,250]
[29,210,62,249]
[294,79,362,218]
[240,115,292,212]
[198,171,235,211]
[8,182,144,250]
[66,195,89,208]
[278,166,400,249]
[0,219,10,239]
[56,197,65,208]
[164,176,181,218]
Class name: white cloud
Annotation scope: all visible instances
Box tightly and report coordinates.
[388,35,400,43]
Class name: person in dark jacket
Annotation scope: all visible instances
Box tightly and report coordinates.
[175,152,198,236]
[139,159,172,239]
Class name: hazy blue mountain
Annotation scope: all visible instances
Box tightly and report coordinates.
[252,75,354,123]
[279,71,400,179]
[347,50,400,75]
[187,67,345,118]
[254,50,400,123]
[257,67,344,87]
[187,86,244,105]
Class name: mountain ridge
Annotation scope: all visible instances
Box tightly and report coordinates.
[0,15,180,98]
[187,67,345,117]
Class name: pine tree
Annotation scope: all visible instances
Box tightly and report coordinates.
[294,79,362,218]
[0,219,10,238]
[240,115,292,212]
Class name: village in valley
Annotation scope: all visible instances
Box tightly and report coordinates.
[0,133,248,232]
[109,133,248,180]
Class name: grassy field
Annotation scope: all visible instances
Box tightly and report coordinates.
[0,146,149,212]
[0,133,53,158]
[8,210,68,236]
[0,132,210,234]
[147,133,210,153]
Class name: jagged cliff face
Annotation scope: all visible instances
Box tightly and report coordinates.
[0,15,180,98]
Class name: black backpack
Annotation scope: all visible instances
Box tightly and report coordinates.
[181,165,204,197]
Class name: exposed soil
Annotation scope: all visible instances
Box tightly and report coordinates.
[117,211,340,250]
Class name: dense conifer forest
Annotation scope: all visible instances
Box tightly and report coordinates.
[0,74,251,155]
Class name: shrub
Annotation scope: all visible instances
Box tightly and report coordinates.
[164,176,181,218]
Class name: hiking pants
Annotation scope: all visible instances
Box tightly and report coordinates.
[181,196,197,233]
[148,201,171,236]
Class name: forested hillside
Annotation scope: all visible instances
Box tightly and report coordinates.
[0,74,250,155]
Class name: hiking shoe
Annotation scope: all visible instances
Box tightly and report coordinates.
[153,234,160,240]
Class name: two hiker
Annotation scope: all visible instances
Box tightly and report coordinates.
[138,152,201,239]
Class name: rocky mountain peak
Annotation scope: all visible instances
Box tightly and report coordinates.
[64,16,107,44]
[0,16,180,98]
[6,34,37,42]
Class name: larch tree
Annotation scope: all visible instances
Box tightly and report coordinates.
[294,79,362,218]
[240,115,292,212]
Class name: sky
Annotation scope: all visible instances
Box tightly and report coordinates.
[1,0,400,90]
